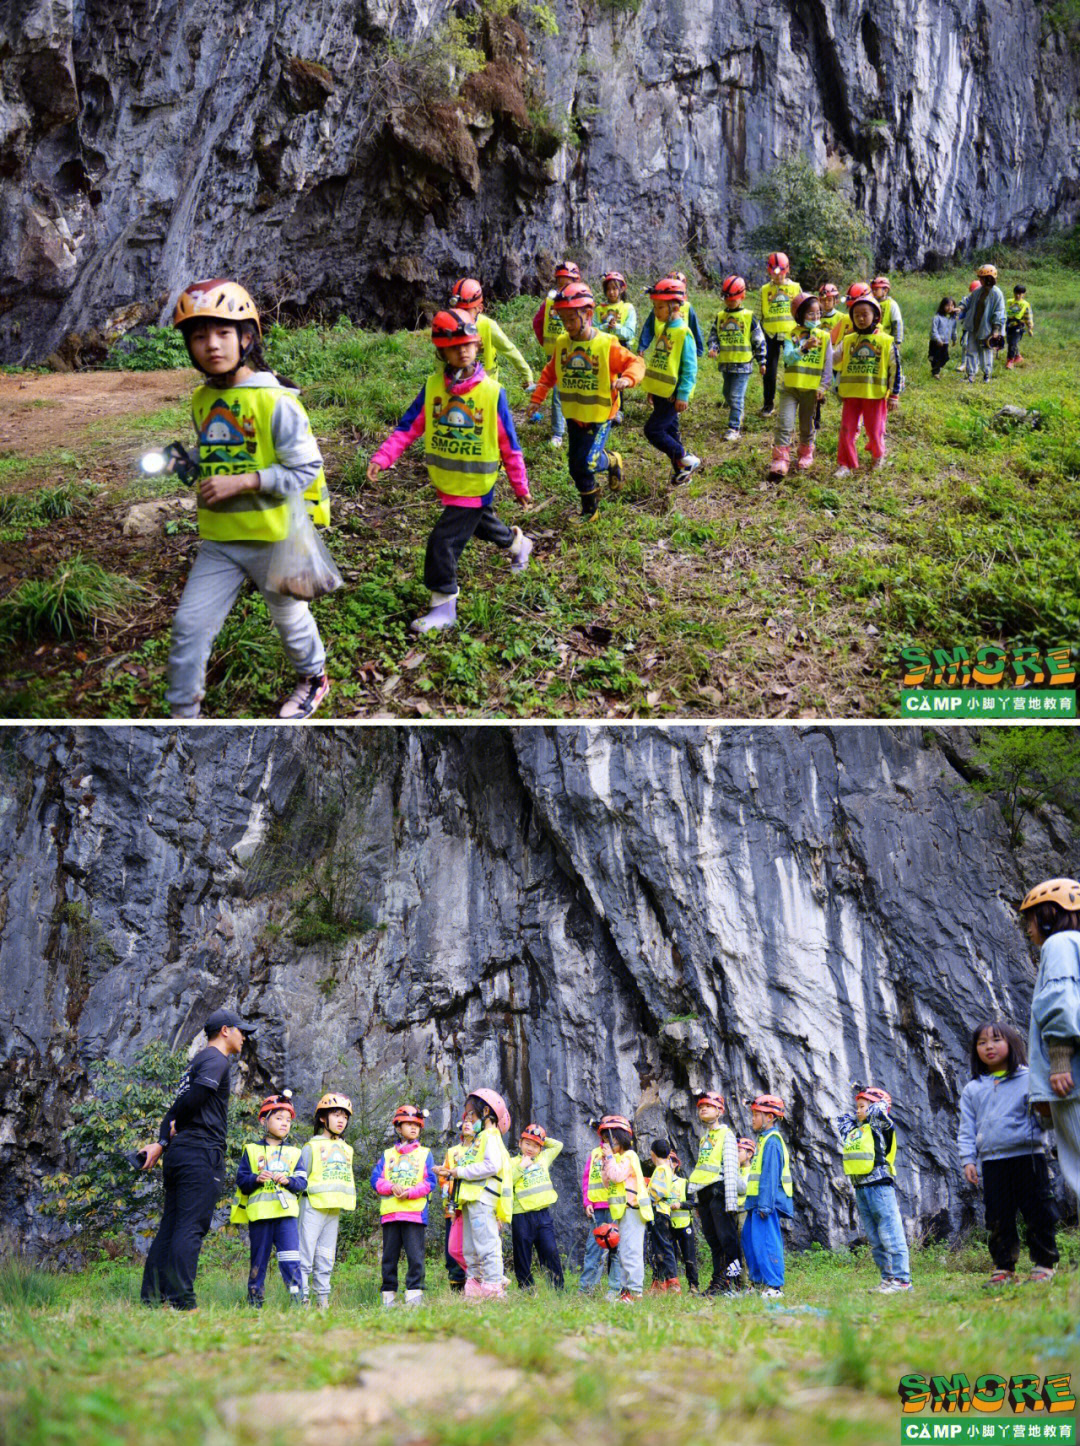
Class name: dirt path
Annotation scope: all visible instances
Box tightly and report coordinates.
[0,369,194,456]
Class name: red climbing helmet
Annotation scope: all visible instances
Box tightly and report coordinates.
[259,1092,295,1121]
[647,276,685,302]
[790,291,819,324]
[597,1113,633,1136]
[602,271,627,294]
[819,282,839,302]
[392,1104,429,1128]
[431,309,479,348]
[696,1091,726,1112]
[553,282,595,311]
[855,1086,892,1111]
[554,260,581,283]
[593,1221,621,1250]
[520,1123,547,1146]
[721,275,746,299]
[449,278,484,308]
[845,282,871,306]
[767,252,790,275]
[746,1094,785,1119]
[737,1137,756,1154]
[871,275,891,292]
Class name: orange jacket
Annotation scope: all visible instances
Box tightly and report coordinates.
[532,336,646,420]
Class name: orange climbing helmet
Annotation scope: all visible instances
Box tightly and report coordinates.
[696,1091,726,1113]
[1019,878,1080,912]
[520,1123,547,1146]
[259,1092,295,1121]
[449,278,484,308]
[431,309,479,348]
[647,276,685,302]
[602,271,627,295]
[173,279,261,336]
[737,1137,756,1154]
[855,1086,892,1111]
[845,282,871,307]
[597,1113,633,1136]
[553,282,595,311]
[554,260,581,283]
[977,263,999,279]
[871,275,891,292]
[746,1094,785,1119]
[721,275,746,299]
[593,1221,620,1250]
[392,1104,429,1128]
[819,282,839,302]
[767,252,790,275]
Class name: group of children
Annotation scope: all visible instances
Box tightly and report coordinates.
[929,267,1035,382]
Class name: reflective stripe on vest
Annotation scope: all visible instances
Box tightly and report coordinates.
[379,1143,432,1217]
[642,320,689,399]
[542,295,564,356]
[713,308,753,365]
[512,1152,558,1212]
[231,1141,302,1223]
[837,330,891,400]
[760,282,800,337]
[306,1136,356,1211]
[457,1126,514,1223]
[744,1129,793,1200]
[193,384,329,542]
[596,300,630,334]
[1006,300,1030,324]
[587,1146,611,1204]
[689,1123,730,1187]
[609,1150,653,1223]
[670,1177,691,1229]
[649,1159,675,1216]
[784,326,831,390]
[422,372,502,497]
[842,1122,897,1178]
[555,330,615,423]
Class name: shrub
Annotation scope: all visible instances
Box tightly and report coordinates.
[0,556,144,643]
[102,327,191,372]
[746,154,872,287]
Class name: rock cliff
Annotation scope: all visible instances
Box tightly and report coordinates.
[1,0,1078,362]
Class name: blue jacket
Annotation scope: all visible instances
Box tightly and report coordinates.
[638,305,705,358]
[1028,930,1080,1103]
[959,284,1006,343]
[235,1138,306,1196]
[753,1131,793,1218]
[957,1067,1048,1166]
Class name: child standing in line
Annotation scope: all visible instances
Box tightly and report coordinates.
[578,1119,615,1294]
[688,1090,741,1296]
[736,1137,755,1221]
[742,1094,792,1299]
[959,1022,1057,1286]
[166,279,333,721]
[1005,284,1034,368]
[768,291,833,478]
[646,1137,680,1293]
[510,1123,565,1291]
[449,278,534,391]
[640,276,700,486]
[371,1104,438,1306]
[929,298,958,378]
[295,1092,356,1309]
[366,310,533,635]
[707,274,766,442]
[529,282,645,522]
[441,1119,473,1292]
[529,260,581,447]
[667,1152,700,1292]
[870,276,904,345]
[758,252,801,416]
[815,284,841,430]
[596,272,639,346]
[830,282,870,351]
[835,1086,913,1294]
[599,1113,653,1303]
[1021,878,1080,1204]
[439,1088,514,1300]
[833,294,903,479]
[232,1092,304,1307]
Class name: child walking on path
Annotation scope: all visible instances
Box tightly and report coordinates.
[1005,284,1034,367]
[232,1093,304,1307]
[958,1022,1057,1285]
[510,1123,565,1290]
[689,1091,741,1296]
[835,1086,913,1294]
[600,1114,654,1302]
[742,1094,792,1298]
[1021,878,1080,1204]
[371,1104,438,1306]
[638,273,706,357]
[366,309,533,635]
[449,278,533,391]
[578,1122,614,1294]
[596,272,639,346]
[295,1092,355,1308]
[707,275,766,442]
[440,1088,514,1299]
[768,291,833,477]
[530,260,581,446]
[166,279,333,720]
[833,294,903,478]
[759,252,801,415]
[929,298,958,377]
[640,276,700,486]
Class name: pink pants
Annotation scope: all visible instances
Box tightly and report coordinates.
[838,397,887,469]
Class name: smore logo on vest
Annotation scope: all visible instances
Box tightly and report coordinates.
[431,394,485,458]
[847,338,880,374]
[564,346,601,392]
[321,1142,352,1180]
[199,399,259,473]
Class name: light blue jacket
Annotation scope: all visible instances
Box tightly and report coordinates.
[957,1067,1047,1166]
[1028,930,1080,1103]
[958,284,1006,343]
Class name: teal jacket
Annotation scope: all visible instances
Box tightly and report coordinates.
[1028,930,1080,1103]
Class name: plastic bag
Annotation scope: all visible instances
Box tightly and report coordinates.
[266,492,343,600]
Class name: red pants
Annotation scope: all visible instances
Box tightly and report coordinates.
[838,397,887,469]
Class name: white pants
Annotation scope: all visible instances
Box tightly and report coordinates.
[607,1208,646,1297]
[298,1201,339,1300]
[461,1200,503,1283]
[1050,1099,1080,1202]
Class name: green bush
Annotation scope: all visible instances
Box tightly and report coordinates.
[746,154,871,287]
[102,327,191,372]
[0,555,144,643]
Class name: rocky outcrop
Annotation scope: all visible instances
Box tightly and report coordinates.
[1,725,1074,1258]
[1,0,1078,362]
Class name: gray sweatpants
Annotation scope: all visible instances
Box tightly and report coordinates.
[775,386,818,448]
[298,1200,339,1301]
[963,336,993,379]
[167,539,326,715]
[461,1200,503,1283]
[1050,1099,1080,1202]
[607,1207,646,1297]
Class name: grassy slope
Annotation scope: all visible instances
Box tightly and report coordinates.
[2,1236,1078,1446]
[0,256,1077,719]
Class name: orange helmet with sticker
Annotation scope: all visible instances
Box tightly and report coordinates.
[553,282,595,311]
[520,1123,547,1146]
[647,276,685,302]
[721,275,746,299]
[259,1092,295,1121]
[696,1091,726,1113]
[1019,878,1080,912]
[819,282,839,302]
[392,1104,429,1128]
[597,1113,633,1136]
[173,279,261,336]
[767,252,790,274]
[554,260,581,284]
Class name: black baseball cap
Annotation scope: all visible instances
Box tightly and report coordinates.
[204,1008,255,1036]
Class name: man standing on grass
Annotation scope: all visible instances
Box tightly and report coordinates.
[139,1009,253,1309]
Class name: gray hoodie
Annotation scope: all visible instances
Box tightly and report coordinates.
[199,371,323,497]
[957,1066,1047,1167]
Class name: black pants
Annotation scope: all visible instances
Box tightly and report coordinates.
[381,1220,426,1291]
[929,339,950,375]
[643,395,684,469]
[650,1213,678,1279]
[763,334,784,410]
[423,503,514,595]
[672,1222,699,1288]
[511,1207,565,1289]
[140,1139,224,1309]
[566,419,611,511]
[983,1156,1059,1270]
[444,1214,465,1290]
[1006,323,1024,361]
[697,1184,740,1292]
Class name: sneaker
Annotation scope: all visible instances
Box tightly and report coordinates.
[984,1269,1017,1287]
[673,454,701,486]
[955,361,966,372]
[278,673,331,720]
[760,1287,784,1300]
[607,451,624,492]
[761,406,776,417]
[834,466,853,479]
[616,1290,638,1304]
[865,455,886,472]
[404,1289,424,1305]
[724,428,740,442]
[549,435,564,450]
[381,1291,397,1307]
[880,1279,914,1293]
[983,371,991,383]
[966,375,975,384]
[1026,1267,1054,1284]
[509,528,533,572]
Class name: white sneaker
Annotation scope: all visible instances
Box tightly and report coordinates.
[673,454,701,485]
[405,1289,424,1306]
[549,435,564,450]
[834,466,853,479]
[760,1287,784,1299]
[381,1291,397,1307]
[724,428,740,442]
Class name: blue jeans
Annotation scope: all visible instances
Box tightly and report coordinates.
[742,1209,785,1287]
[722,370,751,431]
[854,1183,910,1282]
[566,420,611,511]
[578,1206,611,1292]
[551,388,565,438]
[643,395,684,468]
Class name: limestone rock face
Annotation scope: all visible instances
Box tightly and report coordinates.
[0,726,1073,1256]
[1,0,1077,361]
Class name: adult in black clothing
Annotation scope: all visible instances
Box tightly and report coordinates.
[140,1009,253,1309]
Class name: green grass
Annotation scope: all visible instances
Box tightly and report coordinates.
[1,252,1078,717]
[0,555,144,644]
[1,1233,1077,1445]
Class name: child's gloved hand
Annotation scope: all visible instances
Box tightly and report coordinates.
[366,459,385,483]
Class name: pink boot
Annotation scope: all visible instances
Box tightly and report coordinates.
[796,442,814,471]
[463,1277,483,1300]
[479,1279,508,1300]
[768,445,790,478]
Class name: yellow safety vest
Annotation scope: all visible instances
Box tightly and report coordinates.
[820,309,839,329]
[442,1143,466,1217]
[842,1122,897,1178]
[837,329,892,400]
[712,308,754,365]
[642,319,690,399]
[231,1141,302,1224]
[831,312,853,348]
[456,1124,514,1224]
[378,1143,433,1218]
[422,371,501,498]
[760,281,801,337]
[689,1124,731,1187]
[541,294,564,356]
[1006,299,1031,325]
[608,1150,654,1223]
[193,384,330,542]
[737,1161,750,1201]
[784,325,831,391]
[511,1138,562,1213]
[586,1145,612,1205]
[476,313,500,380]
[744,1129,793,1201]
[554,330,616,424]
[596,300,631,335]
[649,1159,675,1217]
[305,1136,356,1211]
[670,1177,692,1229]
[878,296,900,336]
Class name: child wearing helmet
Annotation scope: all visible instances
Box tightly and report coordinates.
[578,1116,616,1294]
[834,1086,913,1294]
[510,1123,566,1290]
[294,1092,355,1308]
[529,282,645,521]
[596,273,638,346]
[758,252,801,416]
[1005,284,1034,368]
[736,1137,755,1221]
[366,308,533,636]
[929,297,959,378]
[645,1137,681,1293]
[441,1118,474,1291]
[830,282,870,351]
[640,277,701,487]
[667,1151,700,1292]
[167,279,333,720]
[958,1022,1057,1286]
[232,1092,305,1307]
[1022,879,1080,1202]
[957,264,1006,382]
[370,1104,437,1306]
[742,1095,792,1298]
[707,276,767,443]
[529,260,581,446]
[870,277,904,345]
[768,292,834,478]
[598,1114,654,1302]
[833,294,903,479]
[638,271,706,358]
[449,279,533,392]
[437,1089,514,1299]
[687,1091,740,1297]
